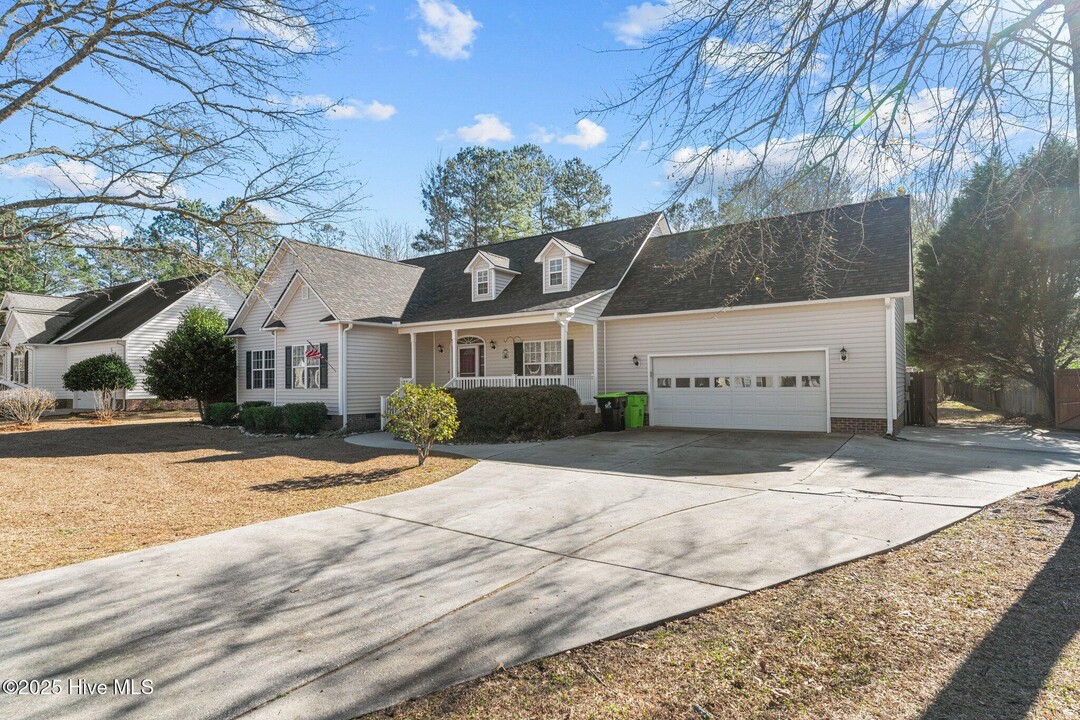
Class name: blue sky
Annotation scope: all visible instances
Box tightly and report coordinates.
[292,0,671,229]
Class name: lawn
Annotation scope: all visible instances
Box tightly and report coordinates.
[374,478,1080,720]
[0,412,474,579]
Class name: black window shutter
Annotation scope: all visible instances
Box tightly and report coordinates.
[319,343,329,388]
[513,342,524,375]
[566,339,575,376]
[284,345,292,389]
[245,351,253,389]
[265,351,275,388]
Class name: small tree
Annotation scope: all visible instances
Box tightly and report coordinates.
[62,353,136,421]
[384,383,460,467]
[143,307,236,421]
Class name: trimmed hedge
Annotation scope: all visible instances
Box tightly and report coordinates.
[450,385,582,442]
[243,405,284,434]
[239,400,271,429]
[282,402,327,434]
[206,402,240,425]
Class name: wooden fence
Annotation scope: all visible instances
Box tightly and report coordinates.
[1055,370,1080,430]
[954,378,1050,419]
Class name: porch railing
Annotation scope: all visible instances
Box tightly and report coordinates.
[445,375,597,404]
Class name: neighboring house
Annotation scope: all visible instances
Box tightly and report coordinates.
[0,274,244,409]
[230,197,914,435]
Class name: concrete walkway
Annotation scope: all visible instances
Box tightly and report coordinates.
[3,426,1079,720]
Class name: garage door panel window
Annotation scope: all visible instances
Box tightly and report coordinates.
[780,375,797,388]
[756,376,774,388]
[733,376,752,388]
[657,377,672,388]
[675,377,690,388]
[713,376,730,388]
[802,375,821,387]
[694,377,710,388]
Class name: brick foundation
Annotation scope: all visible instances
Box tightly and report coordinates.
[830,417,887,435]
[54,398,73,409]
[344,413,381,432]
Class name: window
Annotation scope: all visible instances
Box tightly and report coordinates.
[301,285,311,301]
[10,349,28,385]
[733,376,752,388]
[250,350,275,389]
[675,377,690,388]
[756,376,773,388]
[475,268,490,296]
[694,377,710,388]
[656,377,672,388]
[291,344,321,389]
[780,375,797,388]
[802,375,822,388]
[548,257,564,287]
[714,376,731,388]
[522,340,562,376]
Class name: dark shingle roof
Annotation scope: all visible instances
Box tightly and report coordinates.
[59,276,207,343]
[603,197,911,317]
[2,280,146,343]
[287,241,425,323]
[399,213,661,324]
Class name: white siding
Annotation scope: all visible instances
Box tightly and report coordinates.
[569,257,588,288]
[346,326,411,415]
[232,248,300,335]
[494,270,513,297]
[30,345,69,398]
[274,281,340,414]
[428,321,597,383]
[235,332,276,406]
[602,299,889,420]
[895,297,907,417]
[64,341,124,408]
[125,276,244,398]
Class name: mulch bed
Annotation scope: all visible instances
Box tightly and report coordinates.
[374,478,1080,720]
[0,413,473,579]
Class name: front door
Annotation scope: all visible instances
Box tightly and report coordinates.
[459,347,478,377]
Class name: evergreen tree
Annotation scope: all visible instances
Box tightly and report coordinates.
[143,307,236,421]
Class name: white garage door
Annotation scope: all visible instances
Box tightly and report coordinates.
[650,351,827,432]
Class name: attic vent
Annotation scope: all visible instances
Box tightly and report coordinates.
[301,286,311,301]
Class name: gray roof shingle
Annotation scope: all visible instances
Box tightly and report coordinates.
[602,197,911,317]
[3,280,147,343]
[58,276,207,343]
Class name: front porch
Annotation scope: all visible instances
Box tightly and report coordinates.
[400,317,601,405]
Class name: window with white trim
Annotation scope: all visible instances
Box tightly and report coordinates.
[250,350,275,389]
[10,349,28,385]
[522,340,562,376]
[475,268,490,297]
[291,344,321,388]
[547,257,564,288]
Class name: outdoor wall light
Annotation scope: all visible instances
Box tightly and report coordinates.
[632,355,640,366]
[437,344,443,353]
[840,347,848,361]
[489,340,496,350]
[502,349,509,359]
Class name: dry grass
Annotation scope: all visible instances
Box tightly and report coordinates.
[0,412,473,579]
[375,479,1080,720]
[938,399,1008,425]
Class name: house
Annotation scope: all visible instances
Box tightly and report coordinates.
[0,274,244,409]
[229,196,913,435]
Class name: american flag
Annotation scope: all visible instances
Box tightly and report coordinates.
[304,346,324,360]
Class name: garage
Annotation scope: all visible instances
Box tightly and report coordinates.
[648,350,828,432]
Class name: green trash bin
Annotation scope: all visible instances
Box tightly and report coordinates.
[594,392,628,431]
[625,391,648,429]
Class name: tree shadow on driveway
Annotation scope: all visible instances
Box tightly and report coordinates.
[920,485,1080,720]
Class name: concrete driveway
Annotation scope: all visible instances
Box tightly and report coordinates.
[2,426,1078,720]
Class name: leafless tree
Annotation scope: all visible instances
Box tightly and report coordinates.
[353,218,414,261]
[598,0,1080,297]
[0,0,362,279]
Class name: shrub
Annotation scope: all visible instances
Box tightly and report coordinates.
[206,402,240,425]
[384,383,459,467]
[143,307,235,421]
[62,352,136,421]
[451,385,581,442]
[239,401,272,429]
[0,388,56,427]
[281,402,327,434]
[244,405,284,434]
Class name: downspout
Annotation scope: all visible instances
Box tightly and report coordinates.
[602,320,607,393]
[339,323,352,428]
[885,298,897,436]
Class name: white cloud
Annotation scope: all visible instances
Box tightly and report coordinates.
[237,1,317,53]
[528,125,556,143]
[442,113,514,144]
[288,94,397,121]
[557,119,608,149]
[416,0,481,60]
[607,1,670,46]
[0,159,183,200]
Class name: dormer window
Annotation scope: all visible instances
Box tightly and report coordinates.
[465,250,519,302]
[475,268,490,297]
[548,258,564,288]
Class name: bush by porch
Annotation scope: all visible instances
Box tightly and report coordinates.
[450,385,597,442]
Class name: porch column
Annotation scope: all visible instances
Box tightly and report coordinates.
[559,318,569,386]
[450,328,458,380]
[409,332,417,382]
[592,322,599,386]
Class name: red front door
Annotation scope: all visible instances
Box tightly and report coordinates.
[459,347,477,377]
